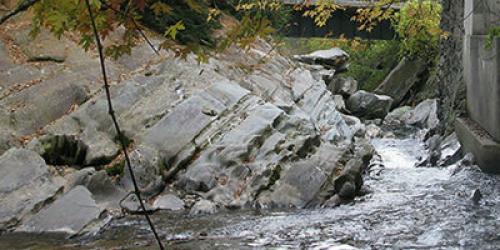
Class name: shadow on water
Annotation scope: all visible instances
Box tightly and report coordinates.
[1,138,500,249]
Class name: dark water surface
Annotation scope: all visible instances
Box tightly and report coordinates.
[1,138,499,249]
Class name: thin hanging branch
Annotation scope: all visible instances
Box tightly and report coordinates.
[0,0,40,25]
[97,0,160,55]
[83,0,165,249]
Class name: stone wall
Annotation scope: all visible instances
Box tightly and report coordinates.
[437,0,466,134]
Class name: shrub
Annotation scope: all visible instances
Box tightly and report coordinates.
[394,0,444,62]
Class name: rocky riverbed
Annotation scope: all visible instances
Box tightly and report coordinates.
[0,22,498,249]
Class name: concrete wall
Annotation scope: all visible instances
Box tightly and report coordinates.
[464,36,500,141]
[463,0,500,141]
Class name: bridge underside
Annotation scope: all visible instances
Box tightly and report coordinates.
[281,7,396,40]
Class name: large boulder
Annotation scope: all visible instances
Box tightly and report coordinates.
[0,149,64,230]
[375,57,427,106]
[328,76,358,97]
[383,106,413,126]
[406,99,440,131]
[346,90,394,119]
[18,186,104,235]
[293,48,349,71]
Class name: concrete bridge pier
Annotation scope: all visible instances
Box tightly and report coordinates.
[456,0,500,173]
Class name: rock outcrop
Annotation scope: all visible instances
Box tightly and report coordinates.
[374,57,427,106]
[0,149,64,230]
[293,48,349,71]
[0,26,372,233]
[346,90,394,119]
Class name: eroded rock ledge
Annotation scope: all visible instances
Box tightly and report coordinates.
[0,30,376,234]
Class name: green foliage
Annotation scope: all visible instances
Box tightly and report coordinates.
[281,38,400,91]
[394,0,444,62]
[28,0,289,60]
[142,0,218,48]
[106,159,125,176]
[486,26,500,49]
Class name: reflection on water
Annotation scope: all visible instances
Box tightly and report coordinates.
[1,138,499,249]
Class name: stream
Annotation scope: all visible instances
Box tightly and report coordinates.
[1,137,499,249]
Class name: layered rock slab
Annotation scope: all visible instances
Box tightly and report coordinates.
[18,186,104,234]
[0,149,64,229]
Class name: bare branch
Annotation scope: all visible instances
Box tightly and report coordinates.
[83,0,165,249]
[0,0,40,26]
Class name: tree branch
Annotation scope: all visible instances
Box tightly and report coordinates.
[83,1,165,249]
[0,0,40,26]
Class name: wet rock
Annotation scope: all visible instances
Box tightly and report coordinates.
[293,48,349,71]
[141,81,249,162]
[18,186,103,235]
[323,194,343,208]
[470,189,482,204]
[333,95,350,114]
[179,163,218,193]
[354,138,375,162]
[375,57,427,106]
[365,124,382,139]
[346,90,393,119]
[438,133,462,166]
[119,193,154,214]
[80,128,120,166]
[407,99,439,131]
[461,153,475,166]
[298,85,353,142]
[337,179,357,199]
[84,170,127,209]
[342,114,365,137]
[121,145,162,192]
[334,158,367,199]
[258,144,348,208]
[64,167,96,191]
[328,76,358,97]
[308,65,336,83]
[384,106,413,125]
[189,199,217,216]
[0,148,64,230]
[427,135,443,166]
[152,194,185,211]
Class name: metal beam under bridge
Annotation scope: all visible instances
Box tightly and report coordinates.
[280,0,400,40]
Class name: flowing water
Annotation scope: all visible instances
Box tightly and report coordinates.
[1,137,500,249]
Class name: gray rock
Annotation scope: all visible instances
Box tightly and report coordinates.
[346,90,393,119]
[85,170,127,208]
[341,114,365,137]
[439,133,462,166]
[141,81,249,163]
[333,95,350,114]
[365,124,382,139]
[258,144,348,208]
[323,194,343,208]
[328,76,358,97]
[461,152,475,166]
[407,99,440,131]
[64,167,96,191]
[121,145,162,192]
[427,134,443,166]
[337,179,357,199]
[293,48,349,71]
[384,106,413,125]
[0,148,64,230]
[18,186,103,235]
[152,194,185,211]
[375,57,427,106]
[189,199,217,216]
[470,189,482,204]
[119,193,154,214]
